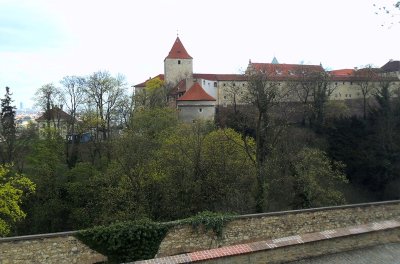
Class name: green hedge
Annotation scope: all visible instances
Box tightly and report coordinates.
[76,211,233,263]
[76,219,169,263]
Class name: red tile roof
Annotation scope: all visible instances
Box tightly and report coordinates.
[329,68,387,81]
[165,37,192,60]
[36,107,75,122]
[250,63,324,77]
[134,74,164,88]
[329,69,354,76]
[177,83,216,101]
[135,73,246,89]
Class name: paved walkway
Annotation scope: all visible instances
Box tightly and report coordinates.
[288,243,400,264]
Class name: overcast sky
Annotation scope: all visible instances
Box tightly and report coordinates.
[0,0,399,109]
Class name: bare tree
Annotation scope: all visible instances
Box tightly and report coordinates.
[224,81,244,114]
[311,71,336,132]
[114,93,134,129]
[242,65,289,212]
[290,65,324,126]
[59,76,86,167]
[60,76,86,132]
[373,1,400,28]
[354,66,379,120]
[34,83,61,136]
[134,76,169,109]
[84,71,127,140]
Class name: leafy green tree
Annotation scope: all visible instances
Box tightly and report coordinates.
[263,126,327,211]
[154,123,257,219]
[0,164,35,236]
[19,130,69,234]
[0,87,16,164]
[326,79,400,201]
[201,128,257,213]
[64,162,102,229]
[291,147,347,208]
[135,77,168,108]
[74,108,179,225]
[13,122,38,173]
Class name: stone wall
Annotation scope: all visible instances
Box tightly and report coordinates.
[157,200,400,256]
[134,219,400,264]
[199,222,400,264]
[1,200,399,263]
[0,231,106,264]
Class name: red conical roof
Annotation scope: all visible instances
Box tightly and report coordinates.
[177,83,216,101]
[165,37,192,59]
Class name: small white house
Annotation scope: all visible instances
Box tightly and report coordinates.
[176,82,216,123]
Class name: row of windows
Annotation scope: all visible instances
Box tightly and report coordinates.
[222,83,246,87]
[334,93,360,98]
[334,81,354,85]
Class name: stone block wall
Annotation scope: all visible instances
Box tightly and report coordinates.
[0,231,106,264]
[134,219,400,264]
[157,200,400,256]
[1,200,399,263]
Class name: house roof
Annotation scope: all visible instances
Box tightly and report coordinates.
[249,62,324,79]
[381,60,400,73]
[165,37,192,60]
[329,67,387,81]
[134,74,164,88]
[177,83,216,101]
[329,69,354,76]
[170,79,188,96]
[36,107,75,122]
[135,73,247,89]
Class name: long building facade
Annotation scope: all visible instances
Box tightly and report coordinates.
[134,37,400,122]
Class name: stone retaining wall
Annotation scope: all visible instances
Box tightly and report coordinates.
[0,231,106,264]
[157,200,400,256]
[1,200,399,263]
[136,219,400,264]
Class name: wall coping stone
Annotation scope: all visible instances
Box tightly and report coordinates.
[158,200,400,227]
[0,230,77,243]
[229,200,400,220]
[133,219,400,263]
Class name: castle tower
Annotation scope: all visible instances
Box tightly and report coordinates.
[164,37,193,86]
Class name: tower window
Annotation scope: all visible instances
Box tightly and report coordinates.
[178,60,181,64]
[199,108,203,113]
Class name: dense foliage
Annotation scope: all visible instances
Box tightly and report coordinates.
[76,211,233,262]
[0,164,35,236]
[0,75,397,263]
[77,219,169,263]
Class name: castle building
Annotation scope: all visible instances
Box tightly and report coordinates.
[135,37,400,122]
